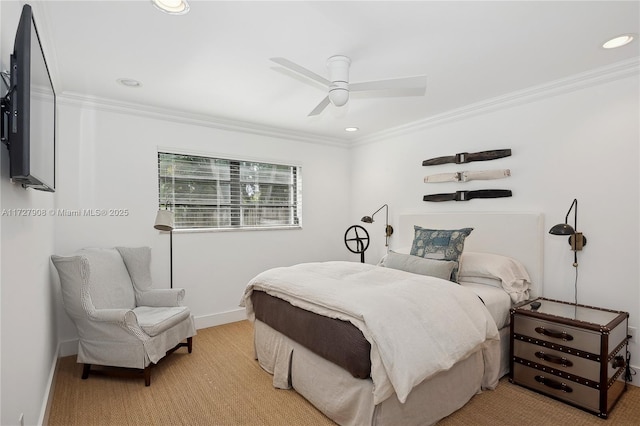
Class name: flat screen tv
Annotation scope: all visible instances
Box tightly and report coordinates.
[1,4,56,192]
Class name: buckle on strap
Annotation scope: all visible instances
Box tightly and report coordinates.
[455,171,469,182]
[454,190,469,201]
[455,152,468,164]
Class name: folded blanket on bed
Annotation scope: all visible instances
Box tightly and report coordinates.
[241,261,499,405]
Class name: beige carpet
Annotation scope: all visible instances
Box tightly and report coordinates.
[47,320,640,425]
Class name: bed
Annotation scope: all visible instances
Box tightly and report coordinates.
[241,212,543,425]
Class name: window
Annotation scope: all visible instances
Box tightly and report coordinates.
[158,152,302,230]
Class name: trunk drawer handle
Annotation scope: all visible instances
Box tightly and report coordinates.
[535,351,573,367]
[534,375,573,393]
[535,326,574,341]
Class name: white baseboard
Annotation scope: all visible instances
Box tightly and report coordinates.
[58,338,79,358]
[194,308,247,329]
[39,342,62,425]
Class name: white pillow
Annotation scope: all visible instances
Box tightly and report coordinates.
[458,251,531,303]
[379,251,457,281]
[457,276,502,288]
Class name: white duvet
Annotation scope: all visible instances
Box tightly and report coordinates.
[241,261,499,405]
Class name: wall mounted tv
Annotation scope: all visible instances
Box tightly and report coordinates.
[1,4,56,192]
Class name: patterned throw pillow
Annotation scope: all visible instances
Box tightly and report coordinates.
[409,226,473,282]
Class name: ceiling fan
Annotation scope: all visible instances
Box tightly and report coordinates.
[270,55,427,116]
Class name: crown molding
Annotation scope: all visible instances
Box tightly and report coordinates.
[353,57,640,147]
[57,58,639,150]
[56,93,350,149]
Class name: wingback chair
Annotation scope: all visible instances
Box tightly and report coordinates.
[51,247,196,386]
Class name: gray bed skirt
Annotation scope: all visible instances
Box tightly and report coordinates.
[253,320,501,426]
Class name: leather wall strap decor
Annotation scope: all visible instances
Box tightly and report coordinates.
[422,149,511,166]
[423,189,512,202]
[424,169,511,183]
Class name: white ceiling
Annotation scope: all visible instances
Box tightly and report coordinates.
[15,1,640,144]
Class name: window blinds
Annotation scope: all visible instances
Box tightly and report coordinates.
[158,152,302,230]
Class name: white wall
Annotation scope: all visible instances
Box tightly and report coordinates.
[1,2,59,425]
[53,101,353,344]
[350,74,640,366]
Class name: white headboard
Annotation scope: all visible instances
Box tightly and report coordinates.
[396,212,544,298]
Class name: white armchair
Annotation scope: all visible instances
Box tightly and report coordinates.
[51,247,196,386]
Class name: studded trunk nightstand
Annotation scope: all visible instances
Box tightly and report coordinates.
[509,297,629,418]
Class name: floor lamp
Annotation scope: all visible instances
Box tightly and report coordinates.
[154,207,175,288]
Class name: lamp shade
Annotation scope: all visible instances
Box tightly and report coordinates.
[549,223,575,235]
[154,209,174,231]
[361,216,374,223]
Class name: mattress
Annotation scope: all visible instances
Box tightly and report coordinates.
[459,281,512,329]
[250,280,510,380]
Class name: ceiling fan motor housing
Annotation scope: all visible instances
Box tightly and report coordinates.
[327,55,350,107]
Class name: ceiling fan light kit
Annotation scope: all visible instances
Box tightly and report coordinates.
[270,55,427,116]
[328,86,349,107]
[327,55,350,107]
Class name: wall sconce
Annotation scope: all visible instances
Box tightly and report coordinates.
[549,198,587,267]
[361,204,394,247]
[154,204,175,288]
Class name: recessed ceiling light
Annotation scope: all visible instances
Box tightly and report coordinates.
[152,0,190,15]
[117,78,142,88]
[602,34,635,49]
[345,127,359,132]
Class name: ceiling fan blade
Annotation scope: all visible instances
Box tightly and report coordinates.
[350,75,427,96]
[308,96,331,116]
[270,57,331,87]
[271,67,328,92]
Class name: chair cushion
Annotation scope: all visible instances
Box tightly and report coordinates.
[133,306,191,337]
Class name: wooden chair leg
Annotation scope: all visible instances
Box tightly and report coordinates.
[82,364,91,380]
[79,338,191,386]
[144,366,151,387]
